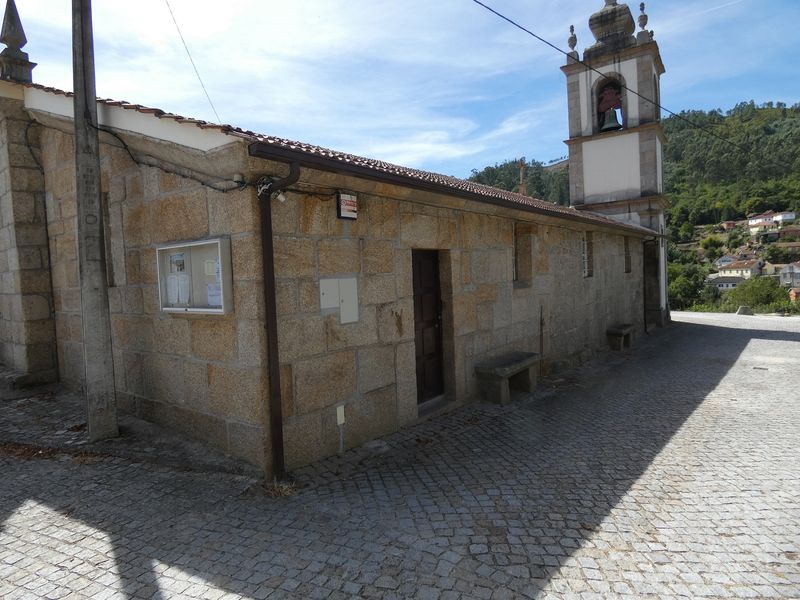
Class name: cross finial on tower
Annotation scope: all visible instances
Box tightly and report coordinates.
[0,0,35,83]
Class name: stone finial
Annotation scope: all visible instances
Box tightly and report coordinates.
[605,0,618,6]
[1,0,25,55]
[636,2,655,43]
[638,3,649,30]
[0,0,34,83]
[566,24,579,64]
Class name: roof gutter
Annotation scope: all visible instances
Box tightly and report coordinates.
[248,142,656,238]
[256,162,300,482]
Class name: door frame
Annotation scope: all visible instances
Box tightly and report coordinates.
[412,249,445,405]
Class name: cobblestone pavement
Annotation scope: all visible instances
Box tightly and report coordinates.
[2,312,799,599]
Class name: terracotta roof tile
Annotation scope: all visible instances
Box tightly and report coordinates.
[720,260,760,270]
[23,82,656,235]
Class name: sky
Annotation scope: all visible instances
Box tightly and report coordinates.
[16,0,800,179]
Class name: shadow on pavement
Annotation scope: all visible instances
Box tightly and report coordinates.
[1,318,799,598]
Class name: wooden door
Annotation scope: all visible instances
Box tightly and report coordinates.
[643,240,661,327]
[412,250,444,404]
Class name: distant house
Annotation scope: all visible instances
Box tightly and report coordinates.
[778,226,800,240]
[779,262,800,288]
[748,210,796,235]
[762,262,786,277]
[757,230,781,244]
[707,276,744,291]
[733,247,758,261]
[718,260,762,279]
[714,254,737,269]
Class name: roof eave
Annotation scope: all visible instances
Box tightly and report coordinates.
[248,142,655,238]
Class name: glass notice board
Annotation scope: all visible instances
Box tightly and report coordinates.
[156,238,233,314]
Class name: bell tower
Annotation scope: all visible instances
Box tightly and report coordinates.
[562,1,669,326]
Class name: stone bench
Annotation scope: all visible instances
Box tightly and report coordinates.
[606,323,634,351]
[475,351,539,405]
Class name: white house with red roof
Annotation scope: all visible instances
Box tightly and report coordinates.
[718,260,763,279]
[748,210,796,235]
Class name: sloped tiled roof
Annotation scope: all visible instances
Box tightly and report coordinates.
[709,276,745,284]
[24,82,655,236]
[247,131,643,229]
[720,260,760,270]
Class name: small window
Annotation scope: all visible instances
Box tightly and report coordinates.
[624,237,632,273]
[512,225,518,282]
[513,223,533,287]
[583,232,594,278]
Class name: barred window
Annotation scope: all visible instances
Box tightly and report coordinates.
[513,223,533,287]
[624,237,632,273]
[583,231,594,278]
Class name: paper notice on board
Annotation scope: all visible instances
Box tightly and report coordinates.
[204,260,216,277]
[207,283,222,307]
[169,252,185,273]
[178,274,191,304]
[167,274,179,305]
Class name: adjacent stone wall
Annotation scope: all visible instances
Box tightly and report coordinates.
[38,125,269,468]
[16,116,645,473]
[0,99,57,382]
[269,169,644,468]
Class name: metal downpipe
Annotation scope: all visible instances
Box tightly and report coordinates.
[257,163,300,481]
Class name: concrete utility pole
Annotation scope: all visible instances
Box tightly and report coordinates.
[72,0,118,440]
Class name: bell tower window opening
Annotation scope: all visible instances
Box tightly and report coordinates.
[597,80,623,133]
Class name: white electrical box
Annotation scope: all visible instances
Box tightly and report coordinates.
[319,277,359,324]
[156,238,233,314]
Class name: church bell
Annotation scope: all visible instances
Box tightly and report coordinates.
[600,108,623,132]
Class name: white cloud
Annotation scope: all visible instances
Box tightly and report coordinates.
[15,0,800,177]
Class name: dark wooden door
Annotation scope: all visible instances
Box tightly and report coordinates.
[412,250,444,404]
[643,240,661,327]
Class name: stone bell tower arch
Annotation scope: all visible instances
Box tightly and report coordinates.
[562,1,669,327]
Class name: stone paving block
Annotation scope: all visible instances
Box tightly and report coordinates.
[2,313,800,599]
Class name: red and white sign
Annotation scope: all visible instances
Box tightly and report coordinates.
[337,192,358,220]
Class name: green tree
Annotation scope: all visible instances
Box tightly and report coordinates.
[700,235,724,261]
[725,277,787,308]
[700,235,724,251]
[667,263,707,309]
[699,284,722,306]
[676,222,694,243]
[764,245,791,264]
[726,227,746,250]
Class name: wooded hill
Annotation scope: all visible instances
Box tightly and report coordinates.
[468,159,570,206]
[469,101,800,231]
[664,102,800,231]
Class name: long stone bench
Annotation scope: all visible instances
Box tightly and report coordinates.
[475,351,539,405]
[606,323,634,351]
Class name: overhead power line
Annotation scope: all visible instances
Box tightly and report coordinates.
[469,0,794,174]
[164,0,221,124]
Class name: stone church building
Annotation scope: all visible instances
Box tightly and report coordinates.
[0,1,667,474]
